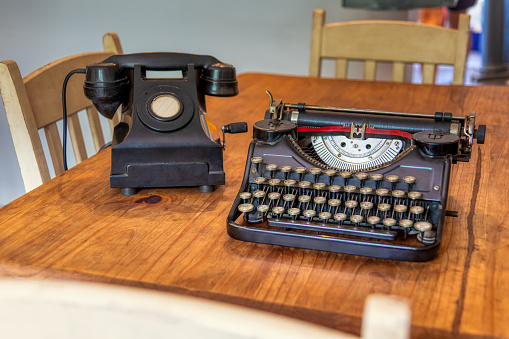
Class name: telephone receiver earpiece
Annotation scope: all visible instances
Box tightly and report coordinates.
[199,63,239,97]
[83,63,130,119]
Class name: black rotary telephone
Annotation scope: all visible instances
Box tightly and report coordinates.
[78,52,247,195]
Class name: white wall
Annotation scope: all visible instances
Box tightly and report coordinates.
[0,0,408,206]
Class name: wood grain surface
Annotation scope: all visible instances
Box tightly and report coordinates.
[1,73,508,338]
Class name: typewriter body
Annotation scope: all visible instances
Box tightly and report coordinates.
[227,93,485,261]
[83,53,246,195]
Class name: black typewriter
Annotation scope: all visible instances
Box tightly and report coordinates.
[227,92,486,261]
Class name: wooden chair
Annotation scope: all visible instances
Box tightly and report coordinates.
[309,9,470,84]
[0,32,123,192]
[0,279,411,339]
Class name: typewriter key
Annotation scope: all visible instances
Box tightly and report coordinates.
[310,168,322,175]
[298,195,311,206]
[367,216,380,226]
[408,191,422,200]
[378,203,391,212]
[257,204,269,213]
[253,190,266,199]
[251,157,263,173]
[319,211,332,222]
[340,171,352,179]
[329,185,341,194]
[403,176,416,184]
[288,208,301,219]
[239,192,252,202]
[272,206,285,218]
[399,219,413,237]
[266,165,278,179]
[350,215,363,227]
[392,190,406,198]
[414,221,432,232]
[251,157,263,164]
[394,204,408,213]
[314,196,327,204]
[268,191,281,199]
[310,168,322,182]
[294,167,307,181]
[360,201,374,211]
[355,172,368,181]
[400,219,413,228]
[238,203,254,213]
[324,169,337,176]
[280,165,292,173]
[383,218,397,228]
[254,177,266,186]
[334,213,347,224]
[345,200,358,209]
[386,175,399,190]
[370,173,383,184]
[403,176,416,191]
[410,205,425,215]
[328,198,341,206]
[303,210,316,221]
[266,164,278,176]
[344,185,357,193]
[360,187,373,195]
[298,181,311,189]
[340,171,352,185]
[324,169,337,185]
[284,179,297,187]
[280,166,292,180]
[268,178,281,186]
[283,194,296,202]
[313,182,327,191]
[376,188,390,197]
[386,175,399,183]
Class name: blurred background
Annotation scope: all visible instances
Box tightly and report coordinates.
[0,0,489,206]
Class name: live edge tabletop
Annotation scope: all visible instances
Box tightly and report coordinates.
[1,73,508,338]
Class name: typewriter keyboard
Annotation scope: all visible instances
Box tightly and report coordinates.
[234,157,439,246]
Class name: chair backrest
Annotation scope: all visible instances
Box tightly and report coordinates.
[0,32,123,192]
[309,9,470,84]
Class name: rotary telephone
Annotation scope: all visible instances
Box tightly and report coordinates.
[79,52,246,195]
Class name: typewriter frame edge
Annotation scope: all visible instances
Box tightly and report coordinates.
[226,138,452,262]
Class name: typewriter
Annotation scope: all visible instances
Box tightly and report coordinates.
[227,92,486,261]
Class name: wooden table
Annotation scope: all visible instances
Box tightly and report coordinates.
[1,74,508,338]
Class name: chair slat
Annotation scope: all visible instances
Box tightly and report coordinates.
[309,9,325,77]
[86,107,105,152]
[44,123,65,175]
[68,114,88,163]
[335,59,348,79]
[0,60,51,191]
[364,61,376,81]
[392,62,405,82]
[422,63,436,84]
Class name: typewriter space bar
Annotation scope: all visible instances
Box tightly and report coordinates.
[267,219,397,240]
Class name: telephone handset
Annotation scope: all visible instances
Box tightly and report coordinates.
[82,52,247,195]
